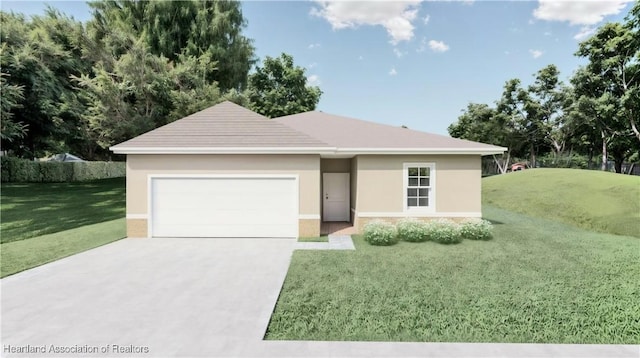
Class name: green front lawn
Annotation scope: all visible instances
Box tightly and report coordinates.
[0,218,126,278]
[1,178,125,243]
[298,235,329,242]
[266,205,640,343]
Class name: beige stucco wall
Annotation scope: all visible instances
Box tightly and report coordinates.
[355,216,469,232]
[299,219,320,237]
[127,219,148,238]
[350,157,358,223]
[355,155,482,214]
[126,154,321,237]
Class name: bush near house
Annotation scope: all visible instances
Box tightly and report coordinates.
[365,218,492,246]
[363,220,398,246]
[425,219,463,244]
[396,218,429,242]
[460,219,493,241]
[1,157,125,182]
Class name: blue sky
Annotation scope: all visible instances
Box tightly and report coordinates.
[1,1,634,135]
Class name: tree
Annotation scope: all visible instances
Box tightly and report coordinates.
[0,72,26,143]
[0,9,91,158]
[88,0,255,91]
[448,102,524,173]
[526,65,573,163]
[246,53,322,118]
[496,79,548,167]
[576,21,639,143]
[573,16,640,172]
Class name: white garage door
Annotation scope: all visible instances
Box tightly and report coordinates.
[150,176,298,238]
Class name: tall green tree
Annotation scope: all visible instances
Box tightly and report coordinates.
[496,78,548,167]
[88,0,255,91]
[0,9,90,158]
[575,21,639,142]
[450,103,518,173]
[247,53,322,118]
[526,65,573,162]
[572,9,640,172]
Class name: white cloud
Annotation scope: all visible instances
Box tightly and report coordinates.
[543,31,552,36]
[428,40,450,53]
[308,62,318,69]
[423,14,430,25]
[389,67,397,76]
[416,37,427,53]
[393,48,407,58]
[307,74,321,86]
[533,0,632,25]
[310,1,421,44]
[358,55,364,60]
[573,26,596,40]
[529,49,543,59]
[308,43,321,49]
[504,50,510,55]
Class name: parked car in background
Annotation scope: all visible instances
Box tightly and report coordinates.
[45,153,85,162]
[510,162,528,172]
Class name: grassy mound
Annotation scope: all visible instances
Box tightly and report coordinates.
[482,168,640,238]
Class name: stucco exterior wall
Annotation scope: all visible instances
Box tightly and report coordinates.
[355,155,482,215]
[126,154,320,237]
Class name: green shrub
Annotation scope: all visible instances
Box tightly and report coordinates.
[460,219,493,240]
[0,157,125,182]
[426,219,462,244]
[8,158,41,182]
[363,220,398,246]
[40,161,74,182]
[396,218,428,242]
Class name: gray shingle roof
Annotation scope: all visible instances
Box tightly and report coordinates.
[111,102,505,154]
[111,101,331,149]
[274,111,504,151]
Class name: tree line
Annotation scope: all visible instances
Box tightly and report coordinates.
[1,0,321,160]
[449,3,639,173]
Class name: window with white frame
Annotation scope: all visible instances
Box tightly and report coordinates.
[404,163,435,211]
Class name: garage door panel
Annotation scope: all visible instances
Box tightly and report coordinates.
[154,209,293,226]
[153,223,294,238]
[151,177,297,238]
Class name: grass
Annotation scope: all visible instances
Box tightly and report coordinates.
[298,236,329,242]
[1,178,125,243]
[483,168,640,238]
[0,218,126,278]
[266,205,640,343]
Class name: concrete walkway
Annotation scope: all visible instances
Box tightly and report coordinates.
[1,238,637,357]
[294,235,355,250]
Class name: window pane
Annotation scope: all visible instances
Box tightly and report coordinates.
[408,167,418,176]
[408,178,418,186]
[420,177,430,186]
[419,167,427,176]
[408,198,417,207]
[419,188,429,196]
[407,188,417,196]
[419,197,429,206]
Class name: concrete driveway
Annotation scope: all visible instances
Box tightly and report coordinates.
[2,238,638,358]
[1,238,295,357]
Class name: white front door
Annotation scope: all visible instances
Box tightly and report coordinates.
[323,173,350,222]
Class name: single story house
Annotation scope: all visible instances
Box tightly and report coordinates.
[111,101,506,238]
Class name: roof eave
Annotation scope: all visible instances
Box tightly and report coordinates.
[109,146,337,155]
[335,147,508,156]
[110,146,507,156]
